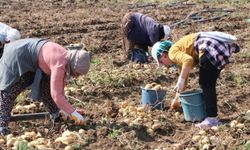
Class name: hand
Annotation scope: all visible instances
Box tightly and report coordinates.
[71,110,85,125]
[174,77,185,93]
[170,94,181,110]
[60,110,71,121]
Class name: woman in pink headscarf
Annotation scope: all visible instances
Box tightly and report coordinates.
[0,38,91,135]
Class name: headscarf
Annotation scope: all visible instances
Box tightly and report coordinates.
[0,33,6,44]
[66,50,91,79]
[163,25,171,39]
[151,40,173,66]
[6,29,21,42]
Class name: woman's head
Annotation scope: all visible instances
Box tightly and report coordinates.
[151,40,173,67]
[67,50,91,78]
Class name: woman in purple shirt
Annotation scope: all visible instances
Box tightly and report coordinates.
[121,12,171,63]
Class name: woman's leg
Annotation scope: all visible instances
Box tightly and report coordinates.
[0,72,35,134]
[39,74,60,117]
[199,55,221,117]
[121,12,135,59]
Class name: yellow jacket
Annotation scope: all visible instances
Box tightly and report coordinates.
[168,33,200,68]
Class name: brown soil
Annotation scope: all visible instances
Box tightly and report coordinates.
[0,0,250,150]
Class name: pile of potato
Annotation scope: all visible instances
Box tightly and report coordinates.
[55,129,88,150]
[4,131,51,149]
[230,120,245,129]
[144,83,167,91]
[188,130,217,150]
[2,129,88,150]
[12,103,39,114]
[118,101,163,134]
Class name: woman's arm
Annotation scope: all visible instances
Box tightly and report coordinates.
[50,67,75,114]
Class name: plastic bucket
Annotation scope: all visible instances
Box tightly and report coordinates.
[179,89,206,121]
[141,86,166,109]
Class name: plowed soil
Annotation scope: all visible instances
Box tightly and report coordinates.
[0,0,250,150]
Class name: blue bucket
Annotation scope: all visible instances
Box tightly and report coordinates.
[141,86,166,109]
[179,89,206,121]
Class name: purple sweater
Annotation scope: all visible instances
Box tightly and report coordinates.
[127,12,163,47]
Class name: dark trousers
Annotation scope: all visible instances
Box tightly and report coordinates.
[199,55,221,117]
[121,12,148,60]
[0,47,3,59]
[0,72,59,128]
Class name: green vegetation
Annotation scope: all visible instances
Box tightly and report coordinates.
[108,128,122,139]
[226,72,247,86]
[16,91,30,105]
[16,141,29,150]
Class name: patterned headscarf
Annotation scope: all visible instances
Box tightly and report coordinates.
[151,40,173,66]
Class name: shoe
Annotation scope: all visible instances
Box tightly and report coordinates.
[195,117,221,128]
[0,127,8,136]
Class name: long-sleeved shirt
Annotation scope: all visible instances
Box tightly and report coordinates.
[38,42,74,114]
[168,32,240,86]
[194,33,240,69]
[127,12,164,47]
[0,39,74,114]
[168,33,199,68]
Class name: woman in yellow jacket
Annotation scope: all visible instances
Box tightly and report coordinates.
[151,32,240,128]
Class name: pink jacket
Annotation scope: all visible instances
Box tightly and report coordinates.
[38,42,75,114]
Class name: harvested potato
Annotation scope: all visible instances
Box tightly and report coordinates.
[162,86,168,91]
[136,106,144,112]
[147,128,154,134]
[133,64,141,69]
[152,85,162,91]
[211,126,219,132]
[230,120,238,128]
[0,138,5,144]
[202,143,210,150]
[144,84,153,90]
[65,145,74,150]
[192,135,201,142]
[120,101,128,108]
[7,137,16,147]
[15,105,24,111]
[236,123,245,129]
[201,136,210,144]
[198,130,206,136]
[6,134,14,141]
[152,123,161,130]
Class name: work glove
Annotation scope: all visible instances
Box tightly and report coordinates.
[174,77,185,93]
[60,110,71,121]
[71,110,85,125]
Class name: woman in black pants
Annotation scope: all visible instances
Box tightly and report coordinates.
[151,31,240,128]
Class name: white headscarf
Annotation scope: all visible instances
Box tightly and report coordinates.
[6,29,21,42]
[163,25,171,39]
[0,33,6,44]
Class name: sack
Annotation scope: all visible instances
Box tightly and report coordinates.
[199,31,237,43]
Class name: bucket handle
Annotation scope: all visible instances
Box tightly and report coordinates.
[140,90,165,109]
[180,99,204,107]
[151,90,165,109]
